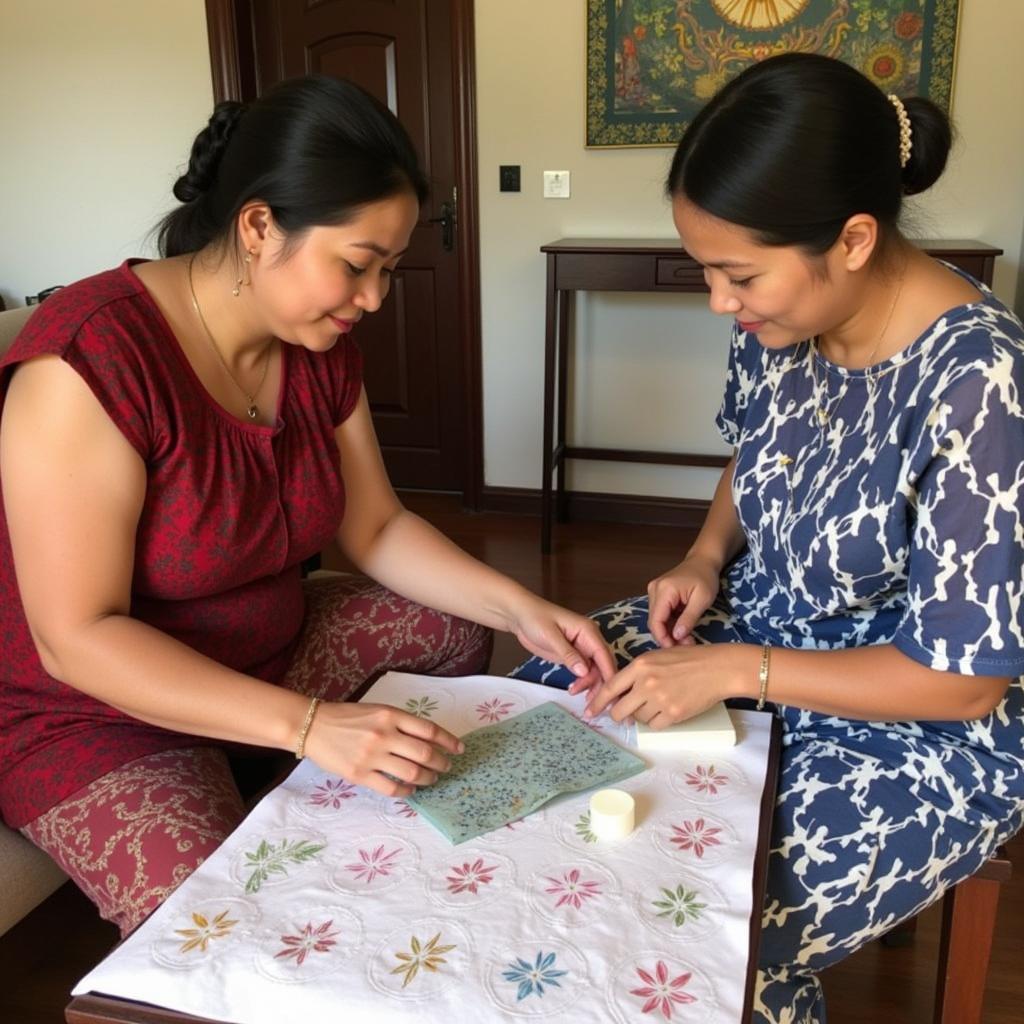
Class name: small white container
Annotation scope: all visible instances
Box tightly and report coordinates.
[589,788,635,839]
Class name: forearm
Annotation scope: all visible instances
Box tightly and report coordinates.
[346,508,529,631]
[724,641,1008,722]
[686,457,745,571]
[44,615,310,750]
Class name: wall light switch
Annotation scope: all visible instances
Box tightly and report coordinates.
[543,170,571,198]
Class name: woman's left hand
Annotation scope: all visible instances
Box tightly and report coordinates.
[584,642,755,727]
[506,595,616,693]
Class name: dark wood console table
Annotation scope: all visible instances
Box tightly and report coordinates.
[540,237,1002,553]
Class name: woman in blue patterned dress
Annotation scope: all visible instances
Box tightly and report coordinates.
[516,54,1024,1022]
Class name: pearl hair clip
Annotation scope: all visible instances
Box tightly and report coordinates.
[887,94,913,169]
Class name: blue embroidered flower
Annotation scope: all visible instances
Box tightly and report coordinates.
[502,950,568,1000]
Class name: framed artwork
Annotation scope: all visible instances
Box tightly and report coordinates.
[586,0,962,147]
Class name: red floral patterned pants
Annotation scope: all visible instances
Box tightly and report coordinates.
[20,574,492,936]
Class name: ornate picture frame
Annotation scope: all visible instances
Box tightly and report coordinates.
[586,0,962,148]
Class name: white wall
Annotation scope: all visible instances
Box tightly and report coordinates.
[2,2,1021,504]
[0,0,213,308]
[475,2,1024,500]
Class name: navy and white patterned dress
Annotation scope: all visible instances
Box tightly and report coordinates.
[514,266,1024,1023]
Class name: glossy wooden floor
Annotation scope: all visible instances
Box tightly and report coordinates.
[1,493,1020,1023]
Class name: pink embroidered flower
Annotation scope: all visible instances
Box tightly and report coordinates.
[446,857,498,894]
[476,697,516,722]
[670,818,723,858]
[544,868,602,909]
[345,844,401,883]
[394,800,418,818]
[629,960,697,1018]
[274,920,340,965]
[308,779,357,809]
[685,764,729,795]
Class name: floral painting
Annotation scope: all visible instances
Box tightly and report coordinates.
[587,0,961,146]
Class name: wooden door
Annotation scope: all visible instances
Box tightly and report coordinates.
[217,0,478,494]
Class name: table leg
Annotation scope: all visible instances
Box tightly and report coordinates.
[541,255,557,553]
[555,289,572,523]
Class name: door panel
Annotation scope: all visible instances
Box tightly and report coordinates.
[251,0,464,490]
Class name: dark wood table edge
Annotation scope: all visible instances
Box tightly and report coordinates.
[740,709,783,1024]
[68,711,784,1024]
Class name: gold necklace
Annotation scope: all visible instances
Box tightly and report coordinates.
[187,255,272,420]
[810,269,905,426]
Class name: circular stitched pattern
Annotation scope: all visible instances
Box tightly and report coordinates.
[459,689,528,732]
[290,774,370,823]
[253,905,363,983]
[326,834,418,896]
[368,917,472,1001]
[650,810,738,868]
[374,795,427,831]
[525,857,622,925]
[665,758,748,804]
[151,897,260,970]
[396,687,457,728]
[482,936,589,1017]
[631,870,727,943]
[606,949,719,1024]
[477,806,548,844]
[424,848,516,908]
[228,827,329,895]
[552,777,646,853]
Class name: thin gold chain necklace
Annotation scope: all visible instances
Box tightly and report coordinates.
[810,269,906,425]
[187,255,272,420]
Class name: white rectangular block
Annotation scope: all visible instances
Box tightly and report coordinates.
[635,701,736,751]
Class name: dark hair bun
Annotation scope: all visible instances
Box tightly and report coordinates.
[172,101,247,203]
[900,95,953,196]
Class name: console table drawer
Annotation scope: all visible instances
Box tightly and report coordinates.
[656,257,705,288]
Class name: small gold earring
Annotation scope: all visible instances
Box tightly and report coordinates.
[232,250,254,297]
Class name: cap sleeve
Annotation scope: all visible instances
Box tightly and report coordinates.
[715,322,760,447]
[894,354,1024,676]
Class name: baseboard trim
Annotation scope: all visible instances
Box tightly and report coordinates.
[479,485,710,529]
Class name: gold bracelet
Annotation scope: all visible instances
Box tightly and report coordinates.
[294,696,321,760]
[756,643,771,711]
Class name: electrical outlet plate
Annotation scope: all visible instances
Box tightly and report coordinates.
[543,170,570,198]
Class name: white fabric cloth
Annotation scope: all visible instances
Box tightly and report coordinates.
[73,673,773,1023]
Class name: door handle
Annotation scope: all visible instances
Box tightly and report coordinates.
[428,200,455,251]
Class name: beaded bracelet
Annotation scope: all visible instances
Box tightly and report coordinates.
[756,643,771,711]
[295,696,321,760]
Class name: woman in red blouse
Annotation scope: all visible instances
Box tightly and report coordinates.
[0,76,613,934]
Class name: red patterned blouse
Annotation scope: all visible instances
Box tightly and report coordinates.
[0,261,362,827]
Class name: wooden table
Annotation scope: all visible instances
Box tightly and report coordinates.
[66,713,782,1024]
[539,238,1002,552]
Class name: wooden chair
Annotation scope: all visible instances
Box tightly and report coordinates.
[881,847,1012,1024]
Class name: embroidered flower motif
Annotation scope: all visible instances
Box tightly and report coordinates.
[653,885,707,928]
[475,697,516,722]
[390,932,456,988]
[309,779,357,809]
[669,818,723,858]
[446,857,498,894]
[629,960,697,1018]
[394,800,418,818]
[175,908,239,953]
[346,844,402,883]
[243,838,326,894]
[684,764,729,795]
[502,950,568,1000]
[574,812,598,844]
[274,920,340,965]
[544,868,602,909]
[404,696,439,719]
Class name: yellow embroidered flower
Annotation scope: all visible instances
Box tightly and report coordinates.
[390,932,457,988]
[694,71,729,100]
[863,43,905,88]
[175,908,239,953]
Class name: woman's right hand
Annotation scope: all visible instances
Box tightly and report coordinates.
[647,553,721,648]
[303,701,464,798]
